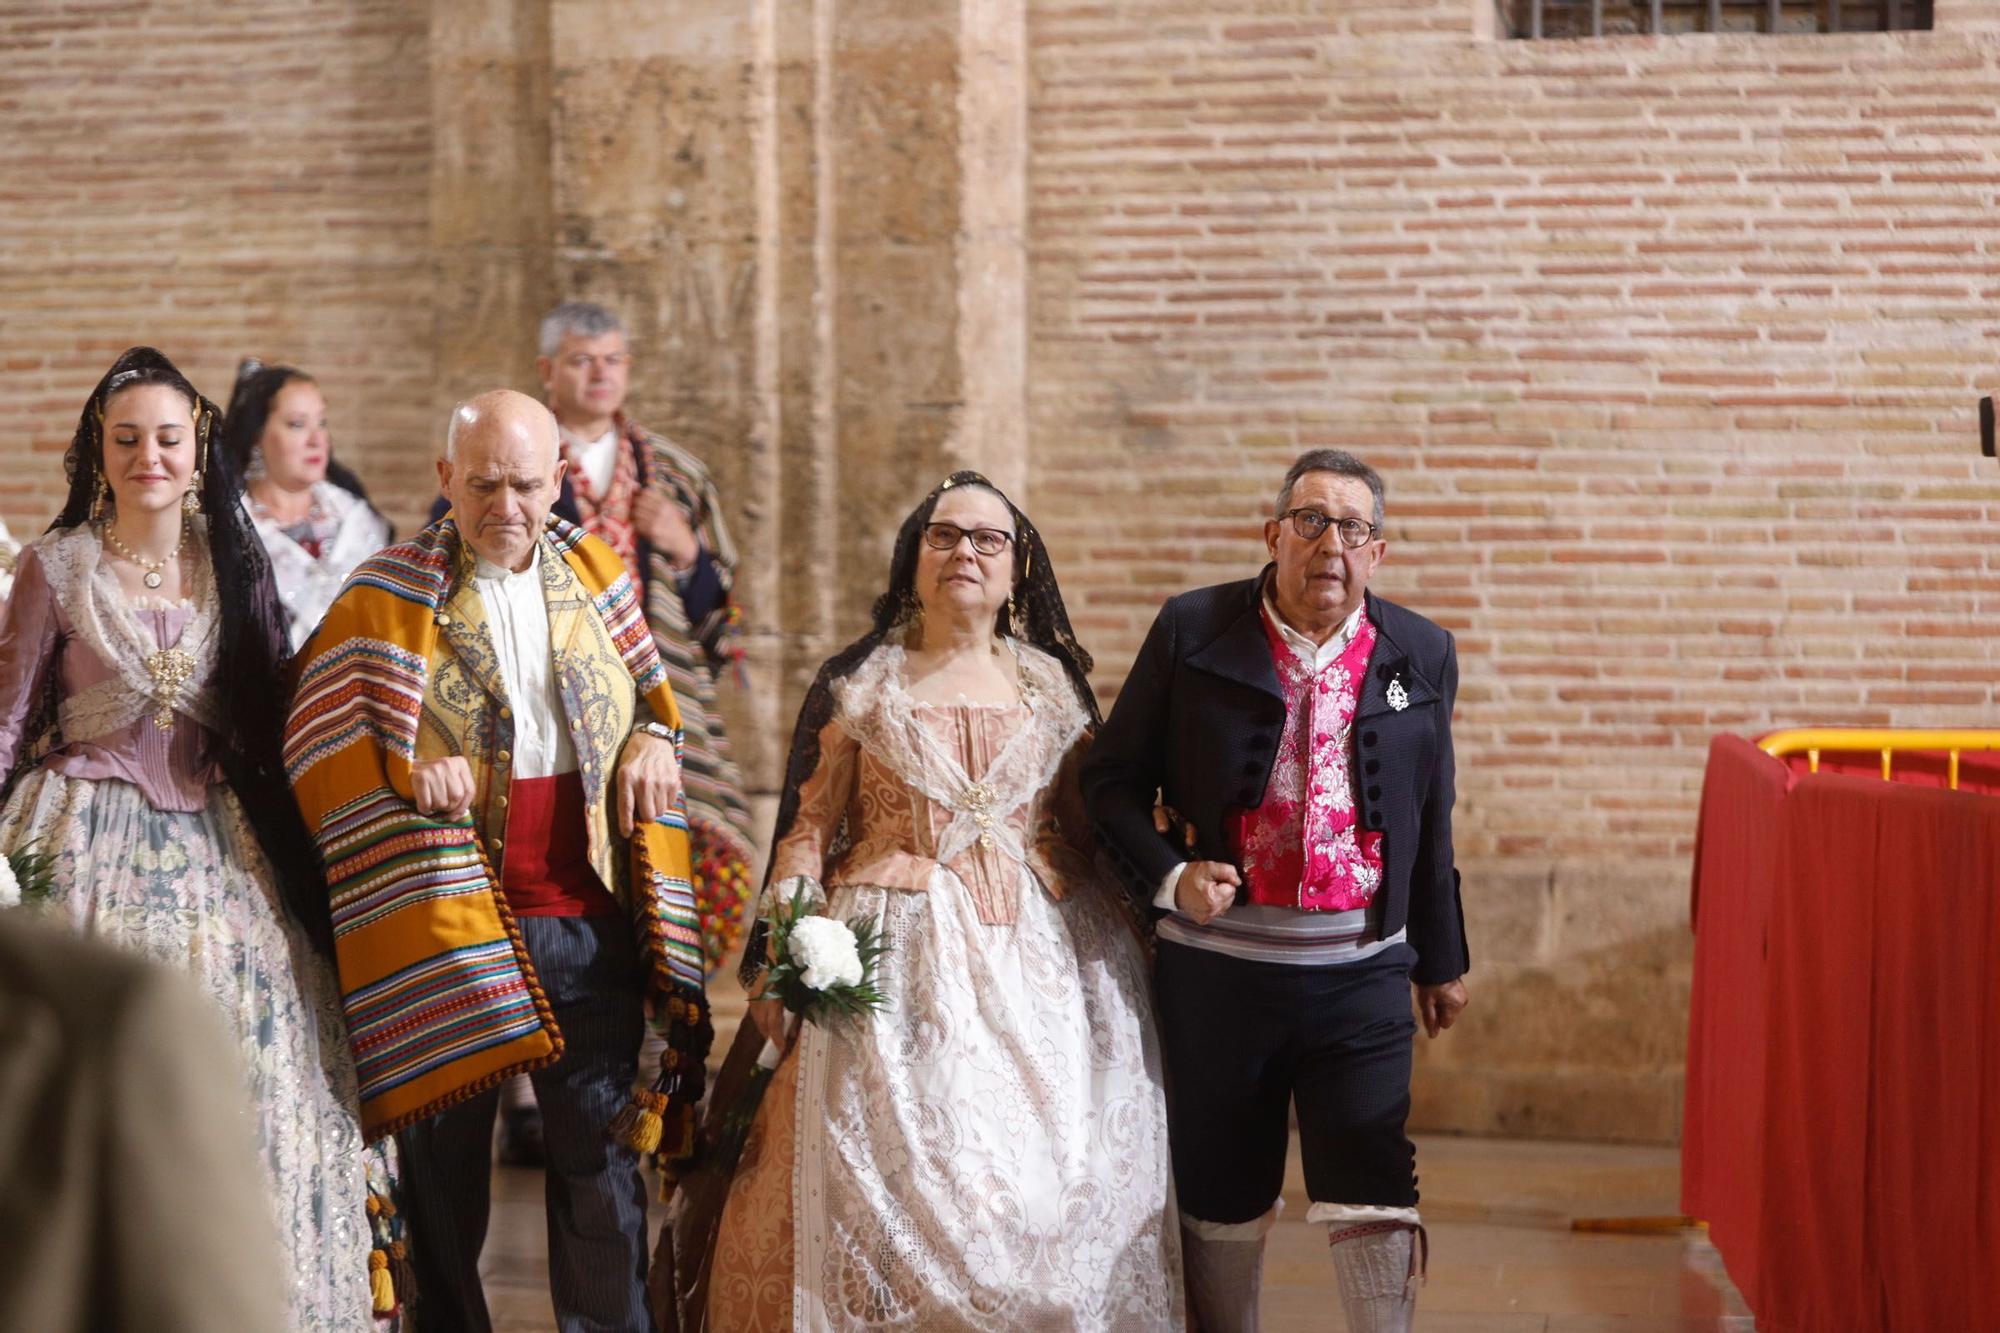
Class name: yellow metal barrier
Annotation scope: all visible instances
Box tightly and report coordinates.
[1757,728,2000,790]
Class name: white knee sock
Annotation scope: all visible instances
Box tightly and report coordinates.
[1314,1203,1425,1333]
[1179,1204,1280,1333]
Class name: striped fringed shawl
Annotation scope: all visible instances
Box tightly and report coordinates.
[594,424,757,973]
[282,516,707,1141]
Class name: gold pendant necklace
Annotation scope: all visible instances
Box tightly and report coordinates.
[102,520,184,590]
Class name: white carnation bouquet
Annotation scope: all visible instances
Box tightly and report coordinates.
[761,885,889,1025]
[0,843,55,910]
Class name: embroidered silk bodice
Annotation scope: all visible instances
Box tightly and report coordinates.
[0,529,224,813]
[767,639,1097,926]
[1229,606,1385,911]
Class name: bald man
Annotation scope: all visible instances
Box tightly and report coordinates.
[284,390,707,1333]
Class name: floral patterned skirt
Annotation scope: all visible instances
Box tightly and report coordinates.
[0,767,376,1333]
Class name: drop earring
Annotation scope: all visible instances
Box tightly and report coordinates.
[183,406,207,515]
[90,475,108,523]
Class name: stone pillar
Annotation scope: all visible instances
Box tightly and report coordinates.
[433,0,1031,792]
[956,0,1030,500]
[812,0,965,632]
[428,0,556,474]
[546,1,784,788]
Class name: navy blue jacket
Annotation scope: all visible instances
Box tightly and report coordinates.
[1082,571,1469,986]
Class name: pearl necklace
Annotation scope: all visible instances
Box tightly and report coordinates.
[102,520,184,590]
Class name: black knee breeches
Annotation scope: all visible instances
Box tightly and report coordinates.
[1153,939,1420,1226]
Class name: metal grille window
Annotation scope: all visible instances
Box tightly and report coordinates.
[1500,0,1934,38]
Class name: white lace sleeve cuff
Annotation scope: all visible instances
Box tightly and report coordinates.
[740,873,828,986]
[762,872,826,916]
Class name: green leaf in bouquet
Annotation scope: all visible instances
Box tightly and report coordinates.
[7,843,58,904]
[759,885,891,1023]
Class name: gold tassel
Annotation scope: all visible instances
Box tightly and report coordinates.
[606,1095,644,1147]
[608,1088,668,1154]
[368,1248,395,1315]
[386,1240,419,1309]
[631,1098,666,1155]
[658,1101,697,1160]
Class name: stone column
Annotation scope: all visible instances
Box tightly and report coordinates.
[956,0,1030,501]
[441,0,1031,791]
[429,0,556,454]
[546,1,784,788]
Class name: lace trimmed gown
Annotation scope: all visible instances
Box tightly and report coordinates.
[246,480,394,653]
[0,527,373,1333]
[708,638,1183,1331]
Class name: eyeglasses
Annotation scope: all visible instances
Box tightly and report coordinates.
[923,522,1014,557]
[1278,508,1379,549]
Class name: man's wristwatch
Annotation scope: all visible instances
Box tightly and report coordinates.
[636,722,676,743]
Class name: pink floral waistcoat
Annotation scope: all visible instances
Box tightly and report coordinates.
[1226,607,1386,912]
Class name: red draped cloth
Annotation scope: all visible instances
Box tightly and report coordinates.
[1682,735,1787,1310]
[500,772,619,918]
[1684,737,2000,1331]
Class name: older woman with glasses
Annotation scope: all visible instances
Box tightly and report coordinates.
[679,472,1183,1332]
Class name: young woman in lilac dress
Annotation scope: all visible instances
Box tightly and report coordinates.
[0,347,376,1332]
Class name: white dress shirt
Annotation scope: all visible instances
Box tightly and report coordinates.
[561,423,620,496]
[472,548,578,779]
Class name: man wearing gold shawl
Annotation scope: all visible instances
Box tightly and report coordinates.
[283,390,709,1333]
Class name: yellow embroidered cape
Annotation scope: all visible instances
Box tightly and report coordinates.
[282,516,706,1141]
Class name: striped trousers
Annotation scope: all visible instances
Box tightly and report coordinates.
[397,915,654,1333]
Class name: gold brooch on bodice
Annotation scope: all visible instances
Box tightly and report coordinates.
[143,648,195,730]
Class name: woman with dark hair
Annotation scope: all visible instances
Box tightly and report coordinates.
[221,359,393,651]
[694,472,1182,1330]
[0,347,377,1331]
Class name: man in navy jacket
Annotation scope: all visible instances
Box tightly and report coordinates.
[1084,449,1470,1333]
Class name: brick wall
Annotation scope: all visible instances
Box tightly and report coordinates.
[1028,3,2000,1139]
[11,0,1999,1143]
[0,1,434,537]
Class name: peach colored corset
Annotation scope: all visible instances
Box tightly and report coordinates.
[769,702,1091,928]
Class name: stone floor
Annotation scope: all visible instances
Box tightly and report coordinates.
[481,1130,1751,1331]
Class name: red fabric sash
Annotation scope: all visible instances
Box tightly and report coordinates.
[500,772,620,917]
